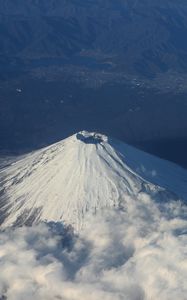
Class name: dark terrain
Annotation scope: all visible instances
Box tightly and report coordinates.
[1,0,187,167]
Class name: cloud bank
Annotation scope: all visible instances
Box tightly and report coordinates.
[0,193,187,300]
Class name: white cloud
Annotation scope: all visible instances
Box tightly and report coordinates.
[0,194,187,300]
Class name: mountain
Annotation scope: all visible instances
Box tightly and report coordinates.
[1,131,187,230]
[1,0,187,77]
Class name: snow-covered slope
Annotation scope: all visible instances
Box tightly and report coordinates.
[1,131,187,230]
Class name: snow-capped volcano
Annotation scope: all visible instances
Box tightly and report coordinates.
[1,131,187,230]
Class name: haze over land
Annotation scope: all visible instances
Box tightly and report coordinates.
[1,0,187,167]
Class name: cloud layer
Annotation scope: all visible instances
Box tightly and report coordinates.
[0,193,187,300]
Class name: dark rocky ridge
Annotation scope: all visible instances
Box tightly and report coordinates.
[1,0,187,77]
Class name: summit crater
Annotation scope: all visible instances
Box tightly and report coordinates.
[76,131,108,145]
